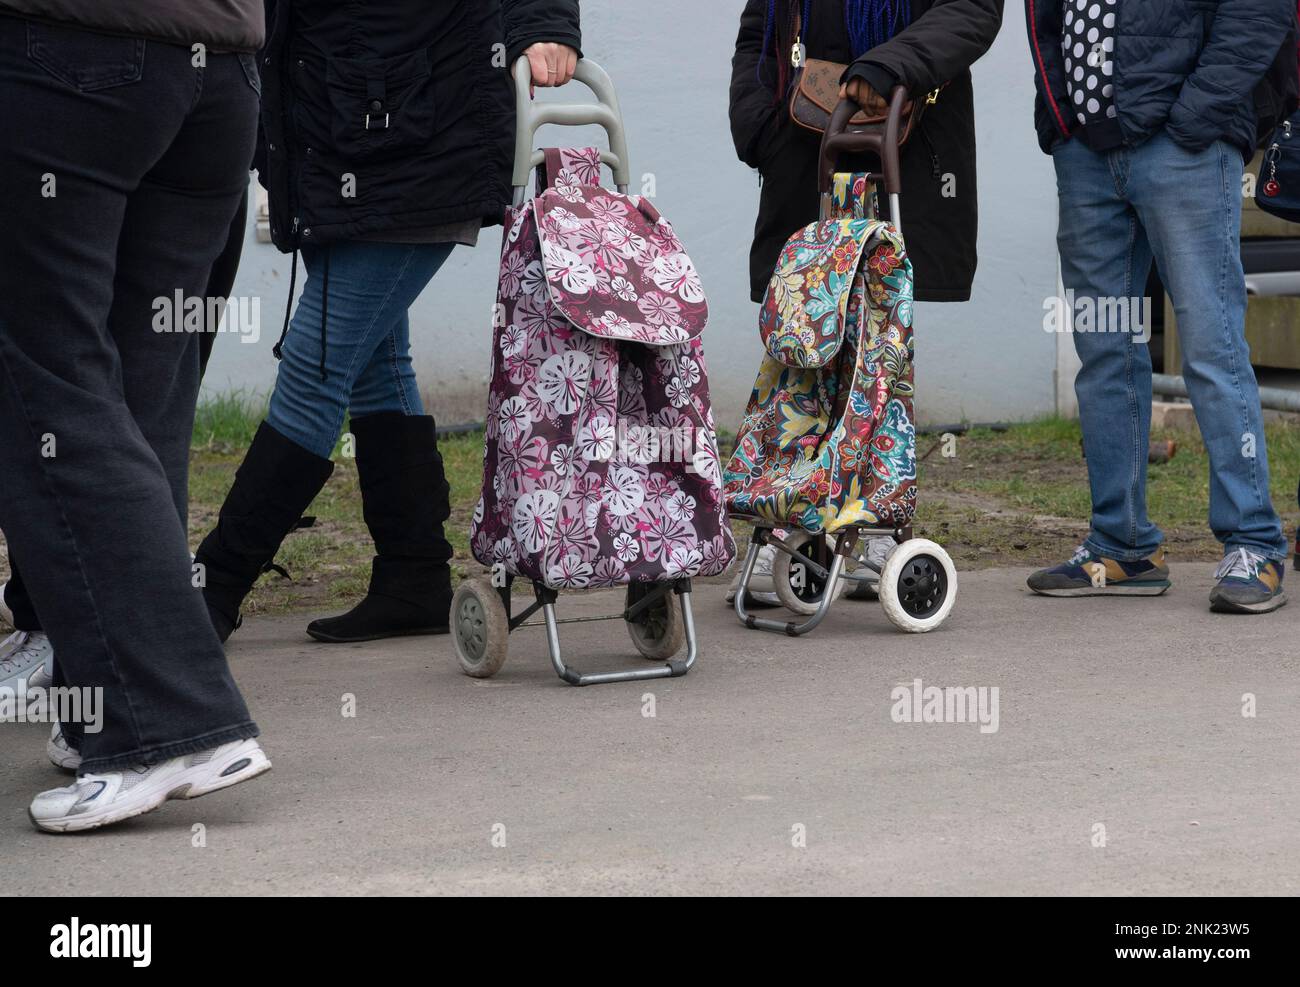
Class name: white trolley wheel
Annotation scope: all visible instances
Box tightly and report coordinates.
[452,576,510,678]
[771,530,850,616]
[626,582,686,660]
[878,538,957,633]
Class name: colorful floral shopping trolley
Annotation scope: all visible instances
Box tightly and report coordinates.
[451,58,735,685]
[724,94,957,635]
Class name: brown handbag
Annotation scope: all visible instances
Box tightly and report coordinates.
[785,14,938,142]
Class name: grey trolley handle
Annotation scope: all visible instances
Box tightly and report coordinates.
[511,56,632,207]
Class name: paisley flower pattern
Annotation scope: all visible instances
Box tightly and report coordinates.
[724,173,916,534]
[473,147,735,587]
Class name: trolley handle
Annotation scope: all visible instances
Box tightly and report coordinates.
[818,84,907,197]
[511,56,632,201]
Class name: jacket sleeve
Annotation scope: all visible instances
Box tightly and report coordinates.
[730,0,781,168]
[502,0,583,64]
[1166,0,1294,152]
[842,0,1004,96]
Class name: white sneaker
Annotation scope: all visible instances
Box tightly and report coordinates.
[724,544,780,607]
[0,630,53,696]
[29,738,271,834]
[47,722,81,773]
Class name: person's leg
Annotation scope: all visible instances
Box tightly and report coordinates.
[196,241,452,639]
[2,554,40,632]
[1129,134,1288,561]
[200,188,250,380]
[1054,141,1163,558]
[0,21,259,777]
[1126,133,1287,612]
[307,294,459,642]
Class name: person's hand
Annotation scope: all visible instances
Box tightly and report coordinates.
[839,77,887,116]
[524,42,578,92]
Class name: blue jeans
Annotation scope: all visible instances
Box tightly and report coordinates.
[267,240,455,458]
[1054,132,1287,562]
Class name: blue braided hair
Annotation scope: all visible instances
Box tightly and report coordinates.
[757,0,912,96]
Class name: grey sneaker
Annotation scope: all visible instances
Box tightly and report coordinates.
[0,630,53,696]
[47,722,81,773]
[1209,548,1287,614]
[30,738,271,834]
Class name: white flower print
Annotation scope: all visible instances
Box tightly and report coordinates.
[647,253,705,304]
[550,442,577,477]
[592,556,626,585]
[666,376,690,408]
[548,554,593,588]
[512,489,560,555]
[500,250,528,297]
[665,546,704,577]
[498,395,532,443]
[614,532,640,563]
[603,464,646,517]
[637,291,682,328]
[664,491,696,522]
[553,172,584,203]
[611,276,638,301]
[542,239,597,295]
[500,323,527,358]
[536,350,592,416]
[575,415,615,462]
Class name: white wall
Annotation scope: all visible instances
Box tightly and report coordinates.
[203,1,1062,429]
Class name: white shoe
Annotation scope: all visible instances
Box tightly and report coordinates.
[29,738,271,834]
[48,722,81,773]
[0,630,53,696]
[724,543,780,607]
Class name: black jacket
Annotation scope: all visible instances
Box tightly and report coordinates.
[1025,0,1299,159]
[0,0,264,50]
[258,0,581,252]
[729,0,1003,304]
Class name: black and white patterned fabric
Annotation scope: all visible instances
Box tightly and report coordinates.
[1062,0,1117,126]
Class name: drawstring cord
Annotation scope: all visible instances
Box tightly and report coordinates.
[270,245,329,383]
[272,248,298,361]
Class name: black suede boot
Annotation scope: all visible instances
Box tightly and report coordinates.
[306,413,453,643]
[195,423,335,642]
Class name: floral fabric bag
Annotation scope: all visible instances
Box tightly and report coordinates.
[471,147,735,588]
[724,172,917,534]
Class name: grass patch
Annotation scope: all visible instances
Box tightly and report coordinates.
[5,406,1296,621]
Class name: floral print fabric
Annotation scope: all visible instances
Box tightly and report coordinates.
[724,173,917,534]
[472,147,735,589]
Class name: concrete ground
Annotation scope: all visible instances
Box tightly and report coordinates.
[2,563,1297,896]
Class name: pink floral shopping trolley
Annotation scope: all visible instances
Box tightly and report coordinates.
[451,58,734,686]
[725,93,957,635]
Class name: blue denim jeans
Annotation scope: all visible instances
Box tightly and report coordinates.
[1054,131,1287,562]
[267,240,455,458]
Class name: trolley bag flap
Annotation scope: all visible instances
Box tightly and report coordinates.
[532,148,709,345]
[760,217,876,369]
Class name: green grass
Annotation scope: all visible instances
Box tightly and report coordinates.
[5,405,1296,621]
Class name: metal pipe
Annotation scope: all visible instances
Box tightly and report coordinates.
[1152,373,1300,414]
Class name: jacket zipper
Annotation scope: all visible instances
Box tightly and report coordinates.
[1026,0,1071,139]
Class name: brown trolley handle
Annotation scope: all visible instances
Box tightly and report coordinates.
[818,84,907,234]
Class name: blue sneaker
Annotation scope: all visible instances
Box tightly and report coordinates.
[1209,548,1287,614]
[1027,545,1171,597]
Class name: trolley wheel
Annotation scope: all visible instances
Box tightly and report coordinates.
[878,539,957,633]
[452,576,510,678]
[771,530,849,615]
[625,582,686,660]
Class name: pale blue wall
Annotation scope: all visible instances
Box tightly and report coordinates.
[203,1,1061,428]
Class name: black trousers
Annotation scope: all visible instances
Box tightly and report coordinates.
[0,16,259,772]
[3,171,250,632]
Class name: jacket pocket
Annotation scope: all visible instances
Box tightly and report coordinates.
[323,49,435,161]
[26,22,144,92]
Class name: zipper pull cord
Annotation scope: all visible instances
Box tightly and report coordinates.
[273,248,299,360]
